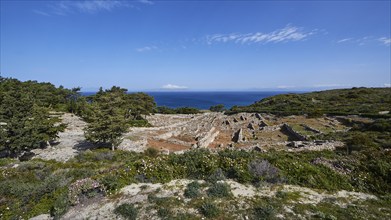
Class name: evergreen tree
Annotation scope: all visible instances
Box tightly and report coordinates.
[126,92,156,119]
[84,87,129,150]
[0,86,64,157]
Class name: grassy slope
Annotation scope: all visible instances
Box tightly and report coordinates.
[231,87,391,117]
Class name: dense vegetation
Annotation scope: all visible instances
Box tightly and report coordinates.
[209,104,226,112]
[0,78,72,157]
[0,77,157,156]
[84,87,156,150]
[155,106,201,114]
[230,87,391,117]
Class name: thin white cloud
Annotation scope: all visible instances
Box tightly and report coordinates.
[206,25,316,45]
[138,0,154,5]
[337,36,391,46]
[32,10,51,16]
[136,46,157,52]
[36,0,130,16]
[161,84,188,90]
[73,0,127,13]
[384,83,391,87]
[337,38,353,43]
[378,37,391,46]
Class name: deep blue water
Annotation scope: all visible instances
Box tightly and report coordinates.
[82,91,292,109]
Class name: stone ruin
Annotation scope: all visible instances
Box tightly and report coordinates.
[121,112,346,154]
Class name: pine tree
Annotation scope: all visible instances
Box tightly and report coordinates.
[84,88,129,150]
[0,90,64,157]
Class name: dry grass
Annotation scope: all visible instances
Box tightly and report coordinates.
[147,139,190,151]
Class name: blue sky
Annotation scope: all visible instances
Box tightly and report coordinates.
[1,0,390,91]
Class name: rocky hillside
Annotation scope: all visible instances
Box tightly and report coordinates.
[230,87,391,117]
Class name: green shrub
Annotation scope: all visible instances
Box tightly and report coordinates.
[207,182,231,198]
[253,204,275,220]
[207,168,226,183]
[199,201,220,218]
[157,207,173,219]
[209,104,225,112]
[346,133,375,154]
[169,149,219,179]
[114,203,138,220]
[50,189,70,219]
[148,193,158,203]
[66,168,95,179]
[275,190,288,199]
[184,181,201,198]
[145,147,159,158]
[100,175,121,192]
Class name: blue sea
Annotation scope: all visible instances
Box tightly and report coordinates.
[82,91,292,109]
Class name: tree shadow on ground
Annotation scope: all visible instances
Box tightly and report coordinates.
[73,141,114,152]
[74,141,99,151]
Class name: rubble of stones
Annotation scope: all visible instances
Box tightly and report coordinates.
[122,112,347,154]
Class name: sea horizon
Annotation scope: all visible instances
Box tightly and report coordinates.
[82,91,304,109]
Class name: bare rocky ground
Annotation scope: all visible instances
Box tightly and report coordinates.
[32,113,92,161]
[59,179,377,220]
[32,112,346,162]
[122,112,346,154]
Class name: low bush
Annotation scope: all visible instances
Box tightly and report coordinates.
[199,201,220,218]
[207,182,231,198]
[184,181,201,198]
[50,188,70,219]
[145,147,159,158]
[157,207,173,219]
[68,178,104,205]
[114,203,138,220]
[253,204,275,220]
[207,168,226,183]
[248,159,281,184]
[100,175,121,192]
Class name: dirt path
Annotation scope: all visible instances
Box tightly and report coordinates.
[32,113,92,162]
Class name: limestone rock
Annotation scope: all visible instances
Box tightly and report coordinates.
[29,214,52,220]
[197,127,219,148]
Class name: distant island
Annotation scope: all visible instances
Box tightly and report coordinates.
[0,77,390,219]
